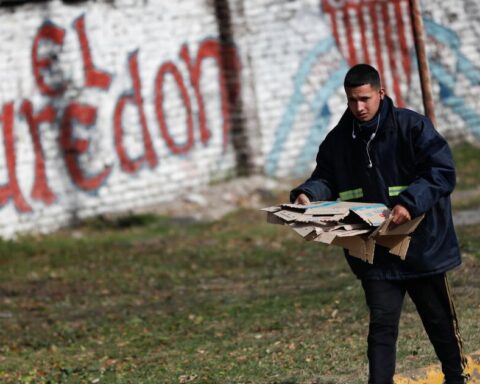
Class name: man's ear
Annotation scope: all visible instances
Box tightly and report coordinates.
[379,88,385,100]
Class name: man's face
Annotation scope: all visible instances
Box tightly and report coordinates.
[345,84,385,122]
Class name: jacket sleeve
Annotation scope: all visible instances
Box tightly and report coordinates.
[396,116,456,218]
[290,133,337,203]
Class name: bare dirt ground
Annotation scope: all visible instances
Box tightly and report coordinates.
[139,175,294,222]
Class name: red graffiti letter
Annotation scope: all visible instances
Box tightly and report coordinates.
[73,14,112,89]
[154,61,194,155]
[180,40,241,149]
[32,21,66,96]
[0,103,32,212]
[60,103,112,190]
[114,51,157,173]
[20,100,57,204]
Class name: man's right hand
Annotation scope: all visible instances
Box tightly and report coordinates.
[294,193,311,205]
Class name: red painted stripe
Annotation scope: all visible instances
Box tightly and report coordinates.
[369,3,385,86]
[382,2,404,106]
[357,5,370,64]
[343,8,357,65]
[321,0,335,14]
[395,0,412,84]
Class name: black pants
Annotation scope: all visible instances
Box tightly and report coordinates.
[361,274,469,384]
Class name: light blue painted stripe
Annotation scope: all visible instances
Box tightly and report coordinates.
[294,62,348,175]
[424,18,480,86]
[424,18,459,47]
[457,56,480,85]
[265,37,336,176]
[428,60,455,89]
[429,62,480,137]
[424,18,480,137]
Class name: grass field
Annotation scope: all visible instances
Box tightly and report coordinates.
[0,143,479,383]
[452,142,480,191]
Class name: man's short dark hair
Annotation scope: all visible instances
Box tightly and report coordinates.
[344,64,381,89]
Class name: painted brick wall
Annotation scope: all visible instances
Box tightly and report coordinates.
[0,0,479,237]
[234,0,480,178]
[0,0,242,237]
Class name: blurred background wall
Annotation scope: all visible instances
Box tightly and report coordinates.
[0,0,479,237]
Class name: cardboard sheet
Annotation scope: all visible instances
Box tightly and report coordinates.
[263,201,424,264]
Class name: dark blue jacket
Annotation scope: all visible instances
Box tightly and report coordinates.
[290,96,461,280]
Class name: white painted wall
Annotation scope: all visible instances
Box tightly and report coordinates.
[0,0,479,237]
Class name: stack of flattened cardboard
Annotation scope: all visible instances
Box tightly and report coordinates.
[262,201,424,264]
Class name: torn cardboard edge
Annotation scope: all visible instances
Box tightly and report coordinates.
[262,202,425,264]
[370,214,424,237]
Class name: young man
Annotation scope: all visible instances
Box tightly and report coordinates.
[290,64,469,384]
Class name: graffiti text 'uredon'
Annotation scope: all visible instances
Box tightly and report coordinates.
[0,14,241,213]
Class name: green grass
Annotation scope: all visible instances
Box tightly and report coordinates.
[1,209,479,384]
[452,142,480,191]
[449,142,480,210]
[0,142,478,383]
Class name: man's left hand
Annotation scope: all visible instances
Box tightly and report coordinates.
[390,204,411,226]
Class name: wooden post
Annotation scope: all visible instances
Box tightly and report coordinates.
[409,0,436,126]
